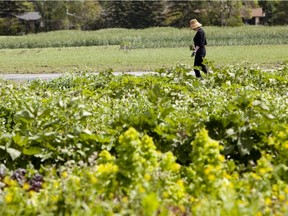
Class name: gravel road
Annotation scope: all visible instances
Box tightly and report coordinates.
[0,72,157,81]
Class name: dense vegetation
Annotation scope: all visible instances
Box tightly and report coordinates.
[0,63,287,215]
[1,26,288,49]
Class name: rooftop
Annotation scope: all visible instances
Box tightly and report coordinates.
[16,12,42,21]
[252,8,265,17]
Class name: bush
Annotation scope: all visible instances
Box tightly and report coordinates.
[0,18,25,35]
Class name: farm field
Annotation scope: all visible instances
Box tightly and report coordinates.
[1,64,288,215]
[0,45,287,74]
[1,26,288,49]
[0,26,288,73]
[0,26,288,215]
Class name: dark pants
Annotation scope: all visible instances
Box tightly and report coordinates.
[194,48,207,78]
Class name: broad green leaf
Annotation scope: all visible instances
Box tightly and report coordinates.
[79,110,92,118]
[23,147,42,155]
[80,133,98,142]
[223,145,235,155]
[237,137,254,156]
[82,129,92,135]
[142,193,159,216]
[12,134,28,146]
[266,114,275,119]
[7,147,21,161]
[35,152,53,161]
[226,128,235,136]
[44,132,57,137]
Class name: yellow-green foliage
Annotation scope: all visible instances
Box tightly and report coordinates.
[1,128,288,215]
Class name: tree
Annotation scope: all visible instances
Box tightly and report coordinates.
[258,0,288,25]
[258,0,276,25]
[205,0,242,26]
[165,1,204,28]
[34,1,68,31]
[0,1,34,18]
[0,0,34,35]
[102,0,165,29]
[66,1,103,30]
[126,0,165,28]
[101,0,129,28]
[271,0,288,25]
[35,0,102,31]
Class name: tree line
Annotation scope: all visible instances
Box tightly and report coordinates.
[0,0,288,35]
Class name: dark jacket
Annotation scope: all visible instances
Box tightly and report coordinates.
[193,28,207,47]
[193,28,207,56]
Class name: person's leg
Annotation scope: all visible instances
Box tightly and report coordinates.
[194,68,201,78]
[194,55,203,78]
[201,59,207,74]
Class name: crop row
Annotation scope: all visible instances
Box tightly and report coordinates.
[1,26,288,49]
[0,64,286,165]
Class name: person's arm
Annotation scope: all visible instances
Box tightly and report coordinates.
[192,31,200,56]
[192,30,205,56]
[197,29,206,47]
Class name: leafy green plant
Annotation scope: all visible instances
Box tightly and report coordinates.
[0,64,288,215]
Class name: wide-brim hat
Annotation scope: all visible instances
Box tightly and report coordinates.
[190,19,202,29]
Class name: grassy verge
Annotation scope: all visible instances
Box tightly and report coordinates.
[0,44,287,74]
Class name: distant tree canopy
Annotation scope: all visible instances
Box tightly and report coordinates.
[0,1,34,18]
[0,1,34,35]
[102,0,165,29]
[165,1,201,27]
[0,0,288,35]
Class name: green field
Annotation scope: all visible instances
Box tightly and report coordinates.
[0,26,288,73]
[0,45,287,73]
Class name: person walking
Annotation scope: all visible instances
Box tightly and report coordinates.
[190,19,207,78]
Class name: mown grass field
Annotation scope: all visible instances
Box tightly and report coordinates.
[0,45,287,73]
